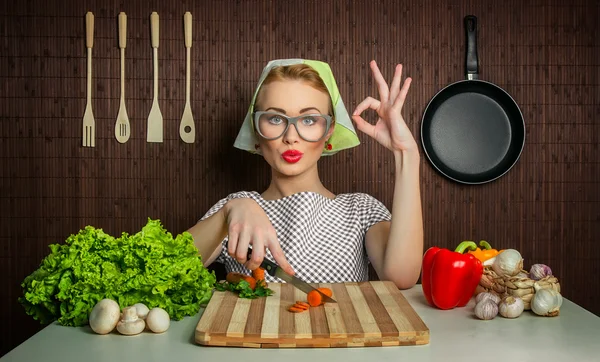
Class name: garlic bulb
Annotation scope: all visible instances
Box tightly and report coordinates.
[499,296,525,318]
[474,299,498,320]
[531,284,563,317]
[530,264,552,280]
[475,292,501,305]
[492,249,523,277]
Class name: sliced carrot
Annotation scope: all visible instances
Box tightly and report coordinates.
[225,272,257,290]
[295,301,310,309]
[291,303,309,310]
[288,306,306,313]
[317,287,333,297]
[252,267,266,281]
[307,290,323,307]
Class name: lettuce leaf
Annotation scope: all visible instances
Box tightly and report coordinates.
[19,218,216,327]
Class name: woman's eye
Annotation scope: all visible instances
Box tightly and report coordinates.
[269,116,285,124]
[301,117,316,125]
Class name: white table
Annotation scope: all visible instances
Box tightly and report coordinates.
[2,286,599,362]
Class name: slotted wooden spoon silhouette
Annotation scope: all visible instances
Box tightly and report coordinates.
[179,11,195,143]
[146,12,163,143]
[115,12,130,143]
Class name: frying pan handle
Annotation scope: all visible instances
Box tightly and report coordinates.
[464,15,479,80]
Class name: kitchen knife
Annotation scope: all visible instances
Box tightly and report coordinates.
[247,247,337,303]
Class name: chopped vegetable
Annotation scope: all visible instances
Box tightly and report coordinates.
[307,287,333,307]
[252,267,267,286]
[18,218,217,327]
[288,306,307,313]
[215,274,274,299]
[225,272,257,290]
[295,301,310,309]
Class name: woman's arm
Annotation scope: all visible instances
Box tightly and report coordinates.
[187,207,229,267]
[186,198,295,274]
[352,60,424,289]
[365,149,423,289]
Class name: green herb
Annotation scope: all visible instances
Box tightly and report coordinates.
[19,218,217,327]
[214,279,274,299]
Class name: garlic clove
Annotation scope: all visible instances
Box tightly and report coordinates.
[146,307,170,333]
[491,249,523,277]
[531,287,563,317]
[475,292,501,305]
[530,264,553,280]
[474,299,499,320]
[499,296,525,318]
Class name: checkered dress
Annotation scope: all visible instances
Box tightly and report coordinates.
[199,191,391,283]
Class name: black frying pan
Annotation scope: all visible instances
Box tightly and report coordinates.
[421,15,525,184]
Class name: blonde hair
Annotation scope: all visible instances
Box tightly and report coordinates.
[255,64,333,115]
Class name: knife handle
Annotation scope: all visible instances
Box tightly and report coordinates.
[246,247,279,277]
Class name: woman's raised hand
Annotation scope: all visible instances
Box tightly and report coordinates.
[352,60,418,153]
[224,198,295,275]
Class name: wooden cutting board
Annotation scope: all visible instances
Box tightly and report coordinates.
[195,281,430,348]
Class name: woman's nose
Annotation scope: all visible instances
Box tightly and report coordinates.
[282,123,300,144]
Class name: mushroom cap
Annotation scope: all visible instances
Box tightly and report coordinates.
[146,307,170,333]
[133,303,150,319]
[89,299,120,335]
[116,318,145,335]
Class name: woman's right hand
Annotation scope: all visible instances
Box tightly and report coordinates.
[223,198,295,275]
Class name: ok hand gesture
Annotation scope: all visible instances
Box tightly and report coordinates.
[352,60,418,154]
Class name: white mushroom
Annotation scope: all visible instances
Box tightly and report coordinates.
[116,306,146,335]
[145,307,170,333]
[132,303,150,319]
[88,299,120,335]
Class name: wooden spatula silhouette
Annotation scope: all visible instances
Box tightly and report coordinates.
[146,12,163,143]
[179,11,195,144]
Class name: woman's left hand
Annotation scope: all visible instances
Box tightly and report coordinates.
[352,60,418,153]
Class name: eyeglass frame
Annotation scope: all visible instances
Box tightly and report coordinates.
[252,111,334,142]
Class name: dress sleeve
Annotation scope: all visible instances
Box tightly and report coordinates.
[358,193,392,231]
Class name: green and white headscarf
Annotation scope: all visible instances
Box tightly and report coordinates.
[233,59,360,156]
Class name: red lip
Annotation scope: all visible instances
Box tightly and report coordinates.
[282,150,303,163]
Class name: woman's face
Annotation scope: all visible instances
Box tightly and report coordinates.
[256,79,334,177]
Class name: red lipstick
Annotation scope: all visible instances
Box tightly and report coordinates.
[281,150,303,163]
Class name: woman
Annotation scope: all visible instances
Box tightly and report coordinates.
[187,59,423,289]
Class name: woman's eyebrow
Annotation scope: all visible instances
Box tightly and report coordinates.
[264,107,322,114]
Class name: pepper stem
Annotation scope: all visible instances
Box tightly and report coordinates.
[479,240,492,250]
[454,241,478,254]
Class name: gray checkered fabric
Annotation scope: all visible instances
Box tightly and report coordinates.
[199,191,391,283]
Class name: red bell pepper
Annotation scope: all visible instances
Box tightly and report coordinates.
[421,241,483,310]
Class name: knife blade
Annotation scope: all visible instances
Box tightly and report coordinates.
[246,247,337,303]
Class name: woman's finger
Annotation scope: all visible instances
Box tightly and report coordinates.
[246,234,265,270]
[393,77,412,111]
[352,115,376,138]
[268,237,295,276]
[353,96,381,115]
[388,64,403,102]
[227,224,240,258]
[235,226,251,264]
[369,60,390,102]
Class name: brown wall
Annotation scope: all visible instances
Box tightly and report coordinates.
[1,0,598,356]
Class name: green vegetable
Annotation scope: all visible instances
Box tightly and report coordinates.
[215,279,274,299]
[19,218,216,327]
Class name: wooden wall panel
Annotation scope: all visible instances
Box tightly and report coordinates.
[0,0,598,356]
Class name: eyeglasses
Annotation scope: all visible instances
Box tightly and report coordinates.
[253,111,332,142]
